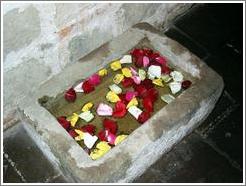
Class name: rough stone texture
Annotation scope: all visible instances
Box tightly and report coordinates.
[17,23,223,182]
[3,3,192,127]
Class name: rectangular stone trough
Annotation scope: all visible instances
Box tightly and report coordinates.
[17,23,224,183]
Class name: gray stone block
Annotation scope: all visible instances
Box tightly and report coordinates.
[17,23,223,182]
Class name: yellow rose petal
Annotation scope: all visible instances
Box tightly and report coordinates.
[90,141,111,160]
[126,97,138,109]
[82,102,93,112]
[110,60,122,71]
[98,68,108,77]
[67,113,79,127]
[121,67,132,77]
[106,91,120,103]
[113,74,124,84]
[74,129,84,141]
[152,78,164,87]
[115,135,128,145]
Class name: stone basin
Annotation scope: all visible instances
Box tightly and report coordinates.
[17,23,224,182]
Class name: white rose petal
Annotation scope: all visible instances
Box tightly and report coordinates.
[109,84,122,94]
[169,82,181,94]
[138,69,146,81]
[128,106,143,119]
[79,111,94,122]
[148,65,162,78]
[74,81,84,93]
[161,74,172,83]
[161,94,175,104]
[120,55,132,64]
[170,71,183,82]
[84,133,98,149]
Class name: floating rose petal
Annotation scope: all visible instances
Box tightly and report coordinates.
[161,74,172,83]
[67,113,79,127]
[82,80,95,94]
[88,74,101,86]
[103,118,118,134]
[130,48,144,58]
[155,56,167,66]
[148,65,162,78]
[106,91,121,103]
[79,111,94,122]
[130,67,138,76]
[182,80,192,89]
[81,102,93,112]
[113,74,124,84]
[118,93,128,105]
[105,130,116,145]
[134,84,147,98]
[170,71,183,82]
[68,129,78,138]
[141,79,154,89]
[125,91,138,102]
[113,101,127,118]
[152,78,164,87]
[110,60,122,71]
[128,106,143,119]
[115,135,128,145]
[84,133,98,149]
[143,56,150,67]
[81,124,96,135]
[74,82,84,93]
[137,111,150,124]
[74,129,84,141]
[65,88,76,102]
[122,67,132,77]
[138,69,146,81]
[98,68,108,77]
[143,48,153,57]
[98,130,107,141]
[146,88,159,102]
[109,84,122,94]
[169,81,181,94]
[135,55,144,68]
[90,141,111,160]
[132,75,141,85]
[96,103,113,116]
[162,65,171,74]
[121,77,134,88]
[161,94,175,104]
[57,116,70,130]
[149,52,160,62]
[120,55,132,64]
[143,97,154,113]
[126,97,138,109]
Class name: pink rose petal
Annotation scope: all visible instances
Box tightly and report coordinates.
[125,91,138,102]
[96,103,113,116]
[143,56,150,67]
[105,130,116,145]
[132,76,141,85]
[88,74,101,86]
[130,67,138,76]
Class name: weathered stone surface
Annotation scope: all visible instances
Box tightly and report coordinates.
[17,23,223,182]
[3,5,41,59]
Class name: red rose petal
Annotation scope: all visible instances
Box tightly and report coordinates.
[98,130,107,141]
[182,80,192,89]
[103,118,118,134]
[155,56,167,66]
[82,80,95,94]
[113,101,127,118]
[121,77,134,88]
[68,129,78,138]
[143,48,153,57]
[130,48,144,58]
[57,116,71,130]
[143,97,154,113]
[134,84,147,98]
[134,55,144,68]
[141,79,154,89]
[81,124,96,135]
[65,88,76,102]
[137,111,151,124]
[88,74,101,86]
[161,65,171,74]
[149,52,160,62]
[118,93,128,104]
[146,88,159,102]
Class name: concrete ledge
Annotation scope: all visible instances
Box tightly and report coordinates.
[17,23,223,182]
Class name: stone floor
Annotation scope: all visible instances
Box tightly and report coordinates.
[3,3,243,183]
